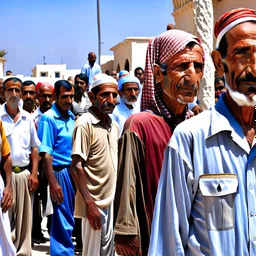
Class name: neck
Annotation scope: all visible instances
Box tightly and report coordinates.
[5,104,19,119]
[56,103,69,119]
[162,93,187,116]
[91,106,111,129]
[224,91,255,127]
[124,102,133,109]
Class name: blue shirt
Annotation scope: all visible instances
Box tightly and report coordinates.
[37,103,75,167]
[149,93,256,255]
[81,63,102,85]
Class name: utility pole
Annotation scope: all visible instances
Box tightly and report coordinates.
[97,0,101,65]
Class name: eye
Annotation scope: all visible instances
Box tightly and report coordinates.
[194,62,204,71]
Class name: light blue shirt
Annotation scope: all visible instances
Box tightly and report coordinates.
[149,93,256,255]
[37,102,75,167]
[81,63,102,85]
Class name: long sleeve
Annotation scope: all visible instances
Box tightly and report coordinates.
[114,131,146,236]
[149,142,194,255]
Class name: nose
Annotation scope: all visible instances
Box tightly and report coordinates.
[247,52,256,77]
[184,63,199,86]
[131,89,136,96]
[107,93,116,104]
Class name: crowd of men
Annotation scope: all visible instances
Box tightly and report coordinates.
[0,7,256,256]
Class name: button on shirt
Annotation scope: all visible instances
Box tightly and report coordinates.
[0,104,41,167]
[149,93,256,256]
[37,103,75,167]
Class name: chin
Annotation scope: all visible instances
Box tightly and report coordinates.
[226,82,256,107]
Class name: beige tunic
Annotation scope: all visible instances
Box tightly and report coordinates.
[72,108,118,218]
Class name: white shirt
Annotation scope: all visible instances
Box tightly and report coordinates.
[32,107,43,127]
[0,104,41,167]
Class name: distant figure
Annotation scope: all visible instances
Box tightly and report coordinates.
[81,52,102,85]
[215,76,226,103]
[68,76,74,85]
[22,80,37,113]
[105,70,110,75]
[134,67,145,86]
[118,70,129,79]
[0,78,4,104]
[166,24,175,30]
[74,73,91,112]
[110,70,118,80]
[5,70,12,77]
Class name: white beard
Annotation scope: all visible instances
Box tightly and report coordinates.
[224,76,256,107]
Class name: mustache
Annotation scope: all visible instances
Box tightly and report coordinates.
[102,101,115,108]
[129,96,137,101]
[42,101,51,107]
[236,73,256,84]
[24,98,34,103]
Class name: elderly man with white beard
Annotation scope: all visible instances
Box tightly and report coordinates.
[149,7,256,256]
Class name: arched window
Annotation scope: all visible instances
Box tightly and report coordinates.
[124,59,130,72]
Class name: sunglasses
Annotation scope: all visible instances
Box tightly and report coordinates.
[215,86,224,91]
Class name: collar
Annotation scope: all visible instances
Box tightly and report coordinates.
[88,107,113,128]
[0,103,28,120]
[52,102,75,120]
[208,93,250,153]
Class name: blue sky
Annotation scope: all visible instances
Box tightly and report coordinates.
[0,0,174,76]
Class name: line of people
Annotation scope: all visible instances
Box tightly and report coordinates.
[0,7,255,256]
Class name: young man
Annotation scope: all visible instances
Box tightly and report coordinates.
[37,80,75,255]
[149,8,256,255]
[22,80,37,113]
[71,74,119,256]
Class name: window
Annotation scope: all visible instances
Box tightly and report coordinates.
[40,72,47,77]
[55,72,60,78]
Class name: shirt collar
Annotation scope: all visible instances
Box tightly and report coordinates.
[52,102,75,120]
[0,103,27,119]
[88,107,113,127]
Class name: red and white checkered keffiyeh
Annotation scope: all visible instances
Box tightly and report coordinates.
[141,29,203,118]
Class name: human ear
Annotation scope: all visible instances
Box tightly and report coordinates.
[88,91,95,103]
[211,50,225,77]
[153,64,163,84]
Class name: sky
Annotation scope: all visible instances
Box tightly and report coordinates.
[0,0,174,76]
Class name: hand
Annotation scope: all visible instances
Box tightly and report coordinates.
[1,186,13,212]
[49,183,64,205]
[192,104,202,115]
[86,201,102,230]
[115,235,142,256]
[28,174,39,193]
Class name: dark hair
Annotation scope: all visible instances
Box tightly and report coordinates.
[6,70,12,75]
[74,73,89,85]
[214,76,225,86]
[3,77,22,90]
[22,80,36,92]
[134,67,144,75]
[54,80,74,99]
[91,86,101,97]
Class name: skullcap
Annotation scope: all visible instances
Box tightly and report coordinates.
[89,73,117,91]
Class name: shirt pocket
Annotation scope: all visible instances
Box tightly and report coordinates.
[199,174,238,231]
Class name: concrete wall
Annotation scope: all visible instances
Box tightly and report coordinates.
[131,41,149,73]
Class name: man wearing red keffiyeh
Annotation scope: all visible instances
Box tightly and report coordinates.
[149,8,256,255]
[114,29,205,256]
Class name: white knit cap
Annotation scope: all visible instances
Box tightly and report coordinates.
[89,74,118,91]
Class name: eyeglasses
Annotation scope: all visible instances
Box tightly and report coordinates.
[135,73,143,76]
[23,90,35,95]
[215,86,224,91]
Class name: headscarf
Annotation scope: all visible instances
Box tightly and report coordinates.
[118,70,129,79]
[214,8,256,48]
[118,75,141,91]
[36,82,54,94]
[142,29,203,117]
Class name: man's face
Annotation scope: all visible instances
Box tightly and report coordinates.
[88,53,96,66]
[56,86,74,112]
[4,80,22,108]
[215,79,226,99]
[157,44,204,106]
[37,85,53,113]
[91,83,118,114]
[135,70,144,84]
[120,82,139,105]
[110,71,117,80]
[219,22,256,105]
[22,85,36,110]
[75,77,87,95]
